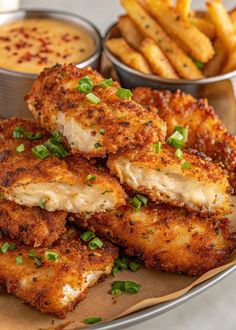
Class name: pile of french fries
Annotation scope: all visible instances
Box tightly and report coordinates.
[105,0,236,80]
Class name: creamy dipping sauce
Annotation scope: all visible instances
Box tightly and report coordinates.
[0,18,96,74]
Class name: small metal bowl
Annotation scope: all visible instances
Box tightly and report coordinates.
[103,23,236,134]
[0,9,102,118]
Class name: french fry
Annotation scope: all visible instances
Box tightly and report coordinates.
[204,38,226,76]
[189,17,216,40]
[222,46,236,73]
[176,0,192,19]
[207,1,235,52]
[140,38,179,78]
[230,9,236,33]
[117,15,144,49]
[144,0,214,63]
[105,38,151,74]
[121,0,203,79]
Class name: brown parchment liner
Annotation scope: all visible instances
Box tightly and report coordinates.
[0,201,235,330]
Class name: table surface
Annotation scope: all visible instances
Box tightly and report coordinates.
[18,1,236,329]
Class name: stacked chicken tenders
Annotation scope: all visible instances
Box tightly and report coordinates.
[0,64,235,318]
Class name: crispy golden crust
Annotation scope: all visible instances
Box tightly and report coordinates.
[0,118,126,211]
[73,204,235,276]
[0,199,66,247]
[0,228,118,318]
[25,64,166,158]
[133,87,236,192]
[107,144,232,215]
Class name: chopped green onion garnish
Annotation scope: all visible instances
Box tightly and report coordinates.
[99,128,105,135]
[26,132,43,140]
[38,199,46,209]
[112,257,128,276]
[86,92,100,104]
[175,148,183,159]
[182,161,190,169]
[192,58,204,70]
[45,251,60,262]
[95,142,101,148]
[99,77,113,87]
[84,317,102,325]
[52,129,62,142]
[78,75,93,93]
[16,255,23,265]
[167,131,184,148]
[86,174,96,181]
[116,88,133,99]
[16,143,25,153]
[80,231,95,242]
[13,127,25,139]
[111,281,141,295]
[32,145,50,159]
[174,126,188,143]
[131,194,148,210]
[89,237,104,250]
[129,261,141,272]
[153,142,162,154]
[34,255,42,268]
[8,243,16,251]
[0,242,10,254]
[44,139,69,159]
[28,249,35,258]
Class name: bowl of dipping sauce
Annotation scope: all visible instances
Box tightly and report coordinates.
[0,9,101,118]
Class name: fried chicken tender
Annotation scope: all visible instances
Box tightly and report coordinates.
[73,204,235,276]
[107,144,232,215]
[133,88,236,192]
[0,199,66,247]
[0,228,118,318]
[25,64,166,158]
[0,118,126,213]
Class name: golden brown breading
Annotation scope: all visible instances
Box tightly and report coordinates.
[0,228,118,318]
[73,204,235,276]
[25,64,166,158]
[107,144,232,215]
[0,118,126,213]
[133,88,236,192]
[0,199,66,247]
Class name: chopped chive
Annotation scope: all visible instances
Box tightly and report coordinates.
[174,126,188,143]
[32,145,50,159]
[34,255,42,268]
[175,148,183,159]
[136,194,148,206]
[38,199,46,209]
[51,129,62,142]
[0,242,10,253]
[84,317,102,325]
[44,139,69,159]
[111,281,141,295]
[28,249,35,258]
[182,161,190,169]
[95,142,101,148]
[78,75,93,93]
[192,58,205,70]
[16,143,25,153]
[16,255,23,265]
[86,174,96,181]
[13,127,25,139]
[80,231,96,242]
[99,128,105,135]
[45,251,60,262]
[153,142,162,154]
[131,194,148,210]
[116,88,133,99]
[112,257,128,276]
[86,93,100,104]
[129,261,141,272]
[8,243,16,251]
[26,132,43,140]
[99,77,113,87]
[167,131,184,148]
[89,237,104,250]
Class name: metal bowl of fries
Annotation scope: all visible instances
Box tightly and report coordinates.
[103,0,236,123]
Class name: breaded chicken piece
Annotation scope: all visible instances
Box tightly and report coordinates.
[0,118,126,213]
[73,204,235,276]
[25,64,166,158]
[0,228,118,318]
[107,144,232,215]
[0,199,66,247]
[133,88,236,192]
